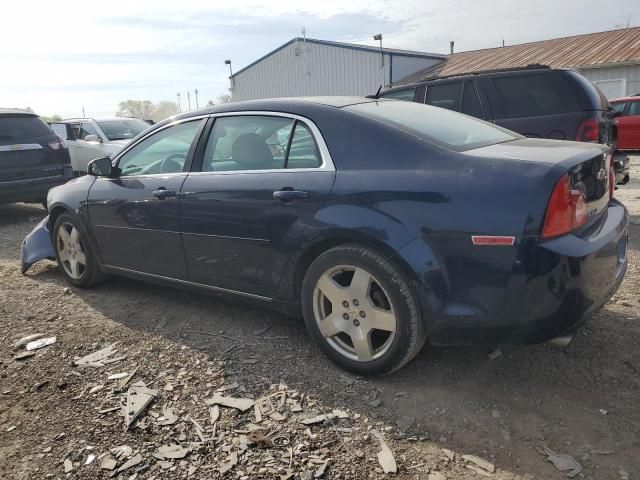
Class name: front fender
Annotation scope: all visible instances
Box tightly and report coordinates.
[21,216,56,273]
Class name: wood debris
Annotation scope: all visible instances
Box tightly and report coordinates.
[13,333,45,350]
[73,343,119,367]
[462,454,496,473]
[205,393,254,411]
[373,430,397,474]
[26,336,56,351]
[124,382,158,430]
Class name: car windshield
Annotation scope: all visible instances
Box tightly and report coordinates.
[610,102,626,114]
[345,100,520,151]
[97,119,149,141]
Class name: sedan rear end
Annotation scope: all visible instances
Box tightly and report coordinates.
[0,110,72,205]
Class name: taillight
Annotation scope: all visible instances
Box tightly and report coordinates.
[542,174,588,239]
[47,138,68,150]
[576,117,599,142]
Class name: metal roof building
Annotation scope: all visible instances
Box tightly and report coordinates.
[228,37,445,101]
[395,27,640,99]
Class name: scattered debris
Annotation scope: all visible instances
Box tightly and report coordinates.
[110,445,133,460]
[156,406,179,426]
[428,473,446,480]
[112,453,143,476]
[442,448,455,461]
[300,410,349,425]
[156,444,189,460]
[599,409,609,415]
[100,455,117,470]
[218,451,238,475]
[205,393,254,412]
[12,351,35,361]
[6,426,17,433]
[395,415,415,432]
[63,458,73,473]
[542,447,582,478]
[210,405,220,423]
[372,430,397,474]
[73,343,119,367]
[26,336,56,351]
[13,333,45,350]
[462,454,496,473]
[107,372,129,380]
[314,460,329,478]
[124,382,158,430]
[115,366,138,392]
[84,454,96,465]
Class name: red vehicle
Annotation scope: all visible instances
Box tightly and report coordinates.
[611,95,640,150]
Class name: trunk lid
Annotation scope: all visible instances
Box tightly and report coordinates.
[466,138,612,222]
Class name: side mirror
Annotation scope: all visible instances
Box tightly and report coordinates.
[87,156,113,177]
[85,134,101,143]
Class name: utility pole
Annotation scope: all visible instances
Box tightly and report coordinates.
[82,106,86,117]
[225,60,234,89]
[195,89,199,109]
[177,93,181,112]
[373,34,384,86]
[187,91,191,111]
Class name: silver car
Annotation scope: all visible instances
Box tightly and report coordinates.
[50,117,150,174]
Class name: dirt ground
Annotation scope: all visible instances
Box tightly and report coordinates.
[1,158,639,480]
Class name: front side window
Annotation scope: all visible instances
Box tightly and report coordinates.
[78,123,99,140]
[346,100,519,151]
[117,120,202,176]
[426,82,462,111]
[381,88,416,101]
[202,115,320,172]
[491,73,580,118]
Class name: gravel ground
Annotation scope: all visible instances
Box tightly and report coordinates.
[1,157,639,480]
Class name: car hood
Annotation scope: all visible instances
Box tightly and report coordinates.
[103,139,131,153]
[465,138,610,169]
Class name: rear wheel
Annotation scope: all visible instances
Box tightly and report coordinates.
[53,213,103,288]
[301,244,425,375]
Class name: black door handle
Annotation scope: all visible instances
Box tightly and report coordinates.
[153,187,176,200]
[273,189,309,202]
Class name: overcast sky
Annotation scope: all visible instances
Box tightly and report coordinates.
[0,0,636,118]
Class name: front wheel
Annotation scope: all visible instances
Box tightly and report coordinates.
[301,244,426,375]
[53,213,103,288]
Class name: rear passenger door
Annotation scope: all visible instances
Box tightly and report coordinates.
[180,113,336,298]
[484,71,583,140]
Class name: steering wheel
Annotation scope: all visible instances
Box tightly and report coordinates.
[158,153,186,173]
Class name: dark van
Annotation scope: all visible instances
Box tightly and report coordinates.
[0,109,72,206]
[377,67,613,145]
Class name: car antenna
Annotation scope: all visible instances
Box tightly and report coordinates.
[374,84,383,99]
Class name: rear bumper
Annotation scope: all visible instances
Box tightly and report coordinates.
[426,200,629,345]
[0,168,72,204]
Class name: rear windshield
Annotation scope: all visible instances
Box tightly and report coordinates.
[345,100,519,151]
[0,115,52,143]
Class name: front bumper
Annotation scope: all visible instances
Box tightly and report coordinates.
[21,216,56,274]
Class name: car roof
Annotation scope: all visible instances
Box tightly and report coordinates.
[0,108,38,117]
[61,116,143,122]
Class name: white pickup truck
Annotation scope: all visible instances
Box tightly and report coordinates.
[50,117,151,174]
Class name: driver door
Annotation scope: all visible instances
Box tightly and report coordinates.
[87,118,205,279]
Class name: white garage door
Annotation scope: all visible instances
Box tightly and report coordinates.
[593,79,626,99]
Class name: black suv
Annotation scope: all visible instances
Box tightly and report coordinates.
[0,109,72,206]
[378,66,613,144]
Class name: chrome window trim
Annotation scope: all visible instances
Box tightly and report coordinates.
[111,111,335,177]
[195,111,335,175]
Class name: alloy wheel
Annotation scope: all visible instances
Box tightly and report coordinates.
[56,222,87,280]
[312,265,397,362]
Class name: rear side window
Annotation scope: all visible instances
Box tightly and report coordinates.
[0,115,52,142]
[628,101,640,116]
[426,82,462,111]
[461,81,484,118]
[381,88,416,101]
[346,100,519,152]
[491,73,581,118]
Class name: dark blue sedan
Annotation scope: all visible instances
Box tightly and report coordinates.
[21,97,628,375]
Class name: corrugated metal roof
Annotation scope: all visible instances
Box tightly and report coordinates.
[395,27,640,86]
[231,37,445,78]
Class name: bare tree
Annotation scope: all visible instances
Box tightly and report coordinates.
[152,101,179,122]
[216,93,233,104]
[116,100,155,119]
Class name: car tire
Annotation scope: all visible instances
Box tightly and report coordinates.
[301,244,426,375]
[52,213,104,288]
